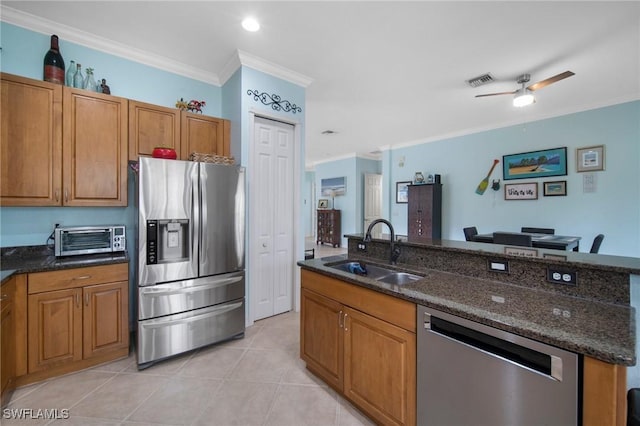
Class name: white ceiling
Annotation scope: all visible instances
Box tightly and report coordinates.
[3,1,639,168]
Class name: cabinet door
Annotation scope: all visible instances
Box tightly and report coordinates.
[83,281,129,359]
[1,276,17,407]
[343,307,416,426]
[300,288,344,391]
[63,88,128,206]
[128,100,180,161]
[180,111,229,159]
[28,288,83,373]
[1,73,63,206]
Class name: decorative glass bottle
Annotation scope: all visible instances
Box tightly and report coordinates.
[84,67,96,91]
[43,34,65,84]
[414,172,425,184]
[66,60,76,87]
[73,63,84,89]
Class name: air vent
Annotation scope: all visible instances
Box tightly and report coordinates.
[321,130,337,135]
[467,73,494,88]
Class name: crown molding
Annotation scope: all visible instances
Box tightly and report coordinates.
[1,5,220,85]
[220,49,313,88]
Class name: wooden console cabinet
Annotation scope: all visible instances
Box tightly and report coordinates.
[301,269,416,426]
[407,183,442,241]
[317,209,341,247]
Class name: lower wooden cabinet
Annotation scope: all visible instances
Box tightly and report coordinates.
[1,275,17,407]
[23,263,129,384]
[301,269,416,426]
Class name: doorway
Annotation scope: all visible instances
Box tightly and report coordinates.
[249,116,296,322]
[363,173,383,237]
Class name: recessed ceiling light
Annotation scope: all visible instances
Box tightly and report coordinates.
[242,17,260,32]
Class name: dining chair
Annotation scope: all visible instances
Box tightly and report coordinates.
[493,232,533,247]
[590,234,604,254]
[521,227,555,234]
[463,226,478,241]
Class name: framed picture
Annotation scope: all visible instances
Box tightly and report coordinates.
[576,145,605,172]
[502,147,567,180]
[396,181,411,203]
[321,177,346,196]
[504,182,538,200]
[317,199,329,209]
[543,180,567,196]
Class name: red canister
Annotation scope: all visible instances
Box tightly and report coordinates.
[152,147,177,159]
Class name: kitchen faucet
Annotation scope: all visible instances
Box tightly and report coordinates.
[364,219,401,265]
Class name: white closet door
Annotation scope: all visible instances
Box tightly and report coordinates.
[252,116,295,321]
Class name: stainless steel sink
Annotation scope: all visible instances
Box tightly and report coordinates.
[329,261,423,285]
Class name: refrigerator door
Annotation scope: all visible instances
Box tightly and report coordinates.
[138,157,199,286]
[199,163,245,276]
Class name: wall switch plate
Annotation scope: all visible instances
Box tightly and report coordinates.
[357,242,367,252]
[547,267,577,286]
[487,259,509,273]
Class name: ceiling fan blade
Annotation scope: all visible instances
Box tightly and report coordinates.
[527,71,575,92]
[475,90,517,98]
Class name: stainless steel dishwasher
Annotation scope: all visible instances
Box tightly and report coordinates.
[417,305,579,426]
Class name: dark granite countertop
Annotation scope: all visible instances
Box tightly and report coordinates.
[298,254,635,366]
[1,245,129,280]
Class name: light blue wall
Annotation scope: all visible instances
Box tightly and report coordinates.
[375,101,639,257]
[303,171,315,238]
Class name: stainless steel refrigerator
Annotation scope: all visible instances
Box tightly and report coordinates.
[136,157,245,368]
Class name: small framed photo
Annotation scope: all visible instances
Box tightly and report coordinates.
[576,145,605,172]
[543,180,567,197]
[317,199,329,209]
[396,181,411,203]
[504,182,538,200]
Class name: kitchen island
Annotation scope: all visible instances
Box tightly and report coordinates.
[298,235,639,426]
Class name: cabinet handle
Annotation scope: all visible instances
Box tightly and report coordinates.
[72,275,91,280]
[64,189,69,203]
[75,293,80,307]
[338,310,343,328]
[344,313,348,332]
[55,189,60,202]
[0,294,8,301]
[85,293,89,306]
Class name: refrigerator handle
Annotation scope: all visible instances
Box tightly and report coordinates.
[191,163,200,270]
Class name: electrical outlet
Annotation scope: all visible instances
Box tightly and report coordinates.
[547,267,577,285]
[357,242,367,252]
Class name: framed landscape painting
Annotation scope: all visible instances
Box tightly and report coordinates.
[502,147,567,180]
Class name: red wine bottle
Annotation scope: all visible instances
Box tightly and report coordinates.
[43,35,65,84]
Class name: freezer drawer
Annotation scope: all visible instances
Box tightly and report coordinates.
[137,298,245,366]
[138,271,244,320]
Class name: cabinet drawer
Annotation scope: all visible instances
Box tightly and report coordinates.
[28,263,128,294]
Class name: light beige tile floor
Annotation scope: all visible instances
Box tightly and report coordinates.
[4,311,374,426]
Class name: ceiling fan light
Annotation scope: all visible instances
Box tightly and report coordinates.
[513,89,535,107]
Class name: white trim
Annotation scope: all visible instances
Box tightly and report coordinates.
[235,50,314,88]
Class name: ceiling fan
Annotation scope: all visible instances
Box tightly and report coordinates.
[476,71,575,107]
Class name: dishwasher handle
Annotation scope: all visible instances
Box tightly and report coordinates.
[424,312,563,381]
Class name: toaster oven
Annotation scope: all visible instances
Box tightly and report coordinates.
[54,225,126,257]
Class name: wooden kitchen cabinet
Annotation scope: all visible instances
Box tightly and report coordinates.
[301,269,416,426]
[128,100,180,161]
[25,263,129,382]
[63,87,128,206]
[0,73,63,206]
[180,111,230,160]
[0,73,128,207]
[1,275,17,407]
[407,183,442,241]
[317,209,341,247]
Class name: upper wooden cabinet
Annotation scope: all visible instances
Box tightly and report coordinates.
[180,111,230,159]
[129,101,231,162]
[1,73,63,206]
[63,87,128,206]
[128,100,180,161]
[0,73,128,207]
